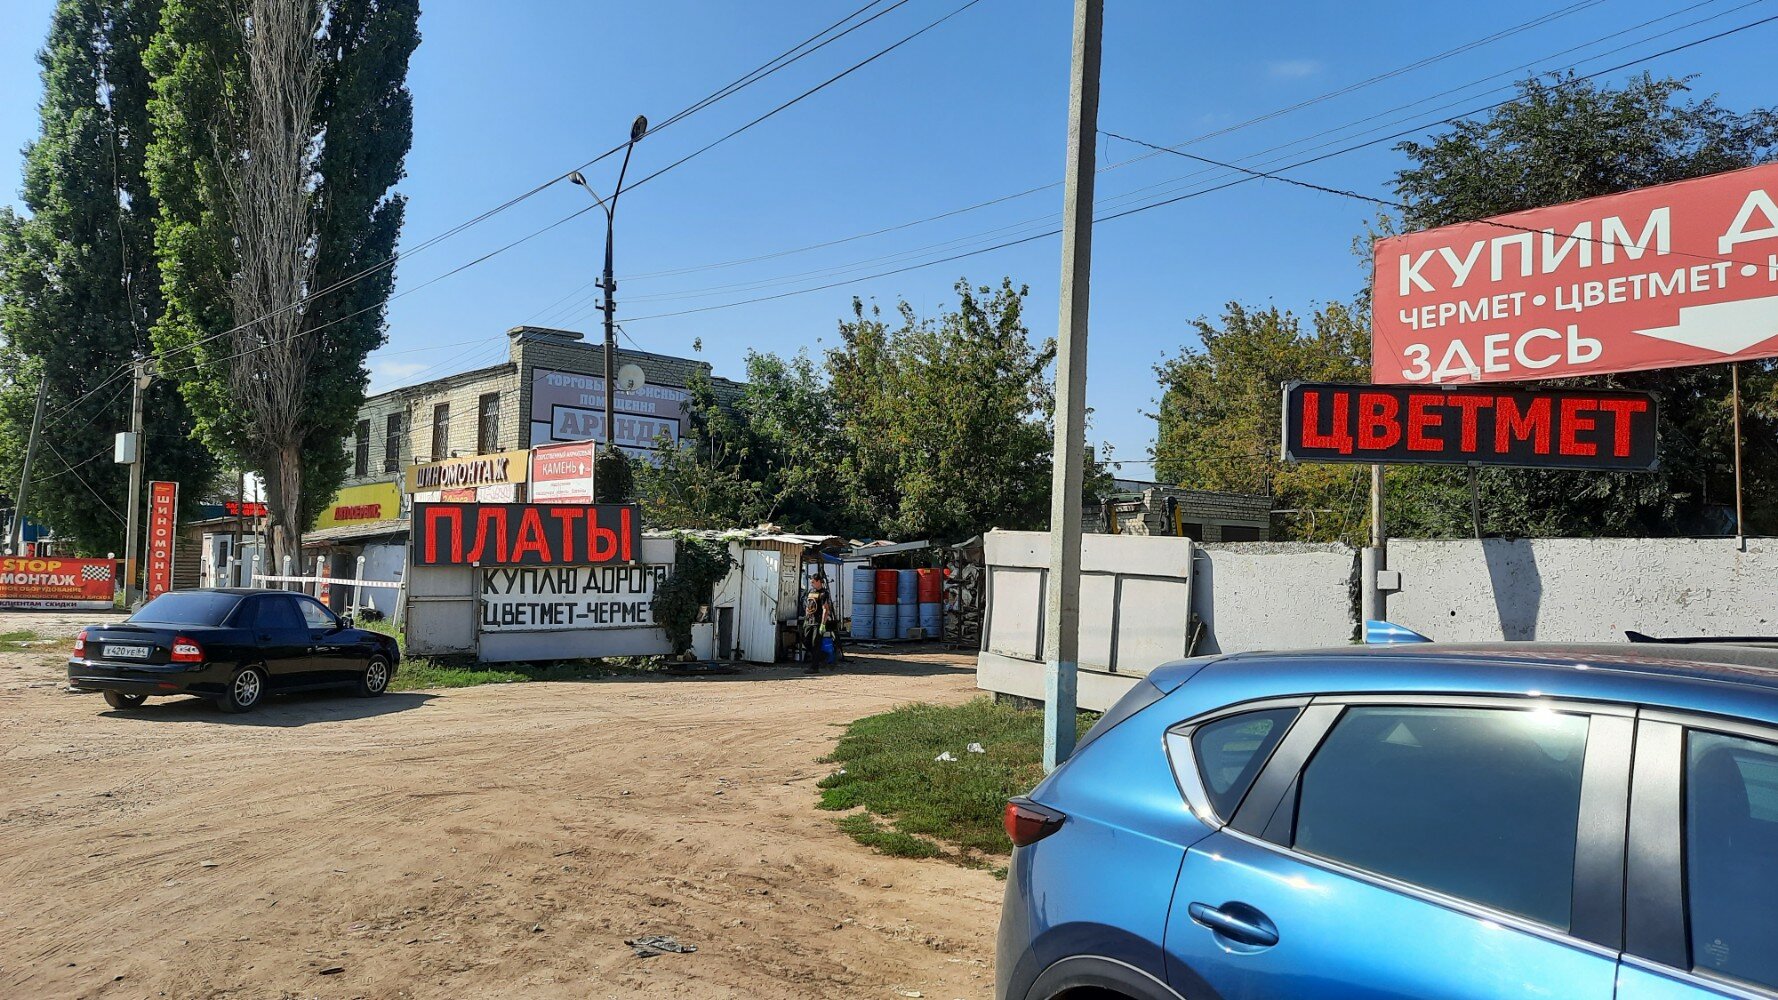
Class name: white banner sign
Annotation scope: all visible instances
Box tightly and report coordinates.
[479,563,671,632]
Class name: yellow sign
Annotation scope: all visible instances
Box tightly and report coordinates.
[313,480,404,530]
[404,449,530,494]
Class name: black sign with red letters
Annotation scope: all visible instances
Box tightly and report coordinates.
[1281,382,1659,471]
[414,502,642,567]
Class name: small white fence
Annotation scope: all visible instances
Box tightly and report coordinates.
[248,554,405,626]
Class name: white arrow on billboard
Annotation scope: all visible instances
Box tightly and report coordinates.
[1633,295,1778,355]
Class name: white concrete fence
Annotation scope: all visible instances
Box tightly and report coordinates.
[976,530,1777,710]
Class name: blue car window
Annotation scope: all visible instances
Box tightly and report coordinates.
[1686,730,1778,991]
[1192,708,1298,819]
[1293,706,1588,930]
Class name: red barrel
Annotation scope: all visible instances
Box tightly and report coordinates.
[916,568,942,602]
[875,569,900,604]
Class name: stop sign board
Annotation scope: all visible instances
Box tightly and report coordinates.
[1373,162,1778,384]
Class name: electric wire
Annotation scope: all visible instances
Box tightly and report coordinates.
[613,11,1778,324]
[595,0,1761,314]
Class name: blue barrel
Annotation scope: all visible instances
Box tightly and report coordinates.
[851,565,876,605]
[897,603,918,639]
[850,606,875,639]
[896,569,918,605]
[918,602,941,633]
[875,606,899,638]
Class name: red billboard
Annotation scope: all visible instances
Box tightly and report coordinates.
[529,440,597,504]
[0,556,114,610]
[414,502,641,567]
[1281,383,1659,471]
[146,480,178,598]
[1373,162,1778,384]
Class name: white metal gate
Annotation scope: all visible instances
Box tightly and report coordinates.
[739,548,782,663]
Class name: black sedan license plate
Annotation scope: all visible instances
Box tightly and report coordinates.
[105,644,151,659]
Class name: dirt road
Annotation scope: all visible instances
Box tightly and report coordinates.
[0,629,1003,999]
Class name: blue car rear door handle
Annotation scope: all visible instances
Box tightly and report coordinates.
[1189,902,1279,947]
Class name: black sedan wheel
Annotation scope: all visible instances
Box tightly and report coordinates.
[357,656,390,697]
[103,690,147,710]
[218,666,267,713]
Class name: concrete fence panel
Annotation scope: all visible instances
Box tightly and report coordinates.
[1190,542,1359,654]
[1389,537,1777,642]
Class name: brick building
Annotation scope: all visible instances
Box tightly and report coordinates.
[339,325,744,491]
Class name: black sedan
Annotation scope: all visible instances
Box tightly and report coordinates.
[68,588,401,713]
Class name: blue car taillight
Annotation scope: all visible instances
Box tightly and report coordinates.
[1004,797,1067,846]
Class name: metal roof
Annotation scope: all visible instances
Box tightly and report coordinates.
[302,519,409,545]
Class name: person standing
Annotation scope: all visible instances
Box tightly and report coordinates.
[802,573,840,673]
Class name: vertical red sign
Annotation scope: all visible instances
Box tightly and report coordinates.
[146,480,179,599]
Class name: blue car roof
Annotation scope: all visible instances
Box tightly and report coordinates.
[1149,642,1778,728]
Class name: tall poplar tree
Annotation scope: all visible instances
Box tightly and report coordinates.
[0,0,214,554]
[145,0,418,565]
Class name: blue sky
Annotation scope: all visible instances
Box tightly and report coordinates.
[3,1,1776,473]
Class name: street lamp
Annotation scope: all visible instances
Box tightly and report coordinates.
[567,113,648,498]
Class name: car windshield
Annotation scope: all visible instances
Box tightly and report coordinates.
[126,591,242,626]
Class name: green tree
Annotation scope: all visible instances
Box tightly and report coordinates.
[829,278,1055,540]
[640,352,850,533]
[1152,301,1371,542]
[0,0,215,554]
[1388,73,1778,537]
[145,0,418,563]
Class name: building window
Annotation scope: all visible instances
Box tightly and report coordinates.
[432,402,450,461]
[477,393,500,454]
[383,413,403,473]
[353,420,370,478]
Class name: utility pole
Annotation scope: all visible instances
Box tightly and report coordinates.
[10,369,50,555]
[570,114,648,493]
[1362,464,1387,623]
[1041,0,1102,773]
[121,356,151,605]
[1733,362,1746,550]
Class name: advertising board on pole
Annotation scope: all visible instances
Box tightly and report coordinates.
[1373,162,1778,383]
[479,563,670,631]
[413,502,642,567]
[1281,382,1660,472]
[145,480,178,598]
[0,556,115,610]
[529,440,597,504]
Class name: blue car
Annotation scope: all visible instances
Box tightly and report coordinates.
[997,641,1778,1000]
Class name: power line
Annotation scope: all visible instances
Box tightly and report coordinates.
[501,0,1778,330]
[622,0,990,195]
[60,1,923,405]
[609,0,1670,286]
[616,10,1778,324]
[585,0,1757,316]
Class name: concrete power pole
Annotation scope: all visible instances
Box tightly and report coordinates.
[10,370,50,555]
[121,356,151,604]
[1042,0,1102,773]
